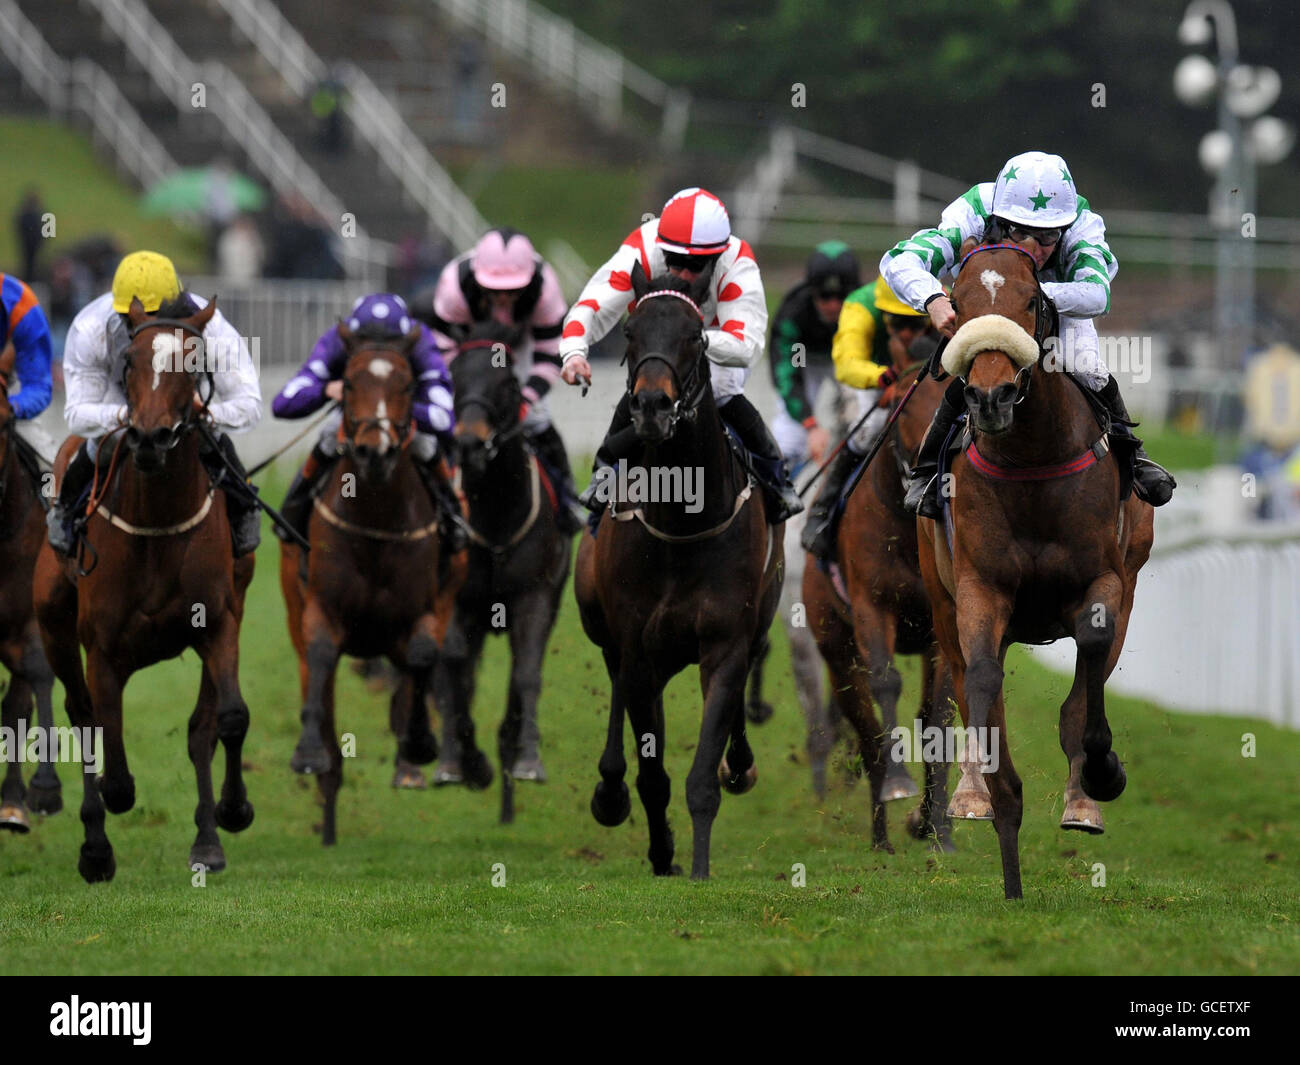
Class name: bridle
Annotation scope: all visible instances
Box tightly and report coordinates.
[454,338,526,462]
[122,317,214,448]
[955,243,1059,405]
[340,342,415,456]
[623,288,711,435]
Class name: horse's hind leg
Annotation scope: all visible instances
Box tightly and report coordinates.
[1058,661,1104,833]
[24,628,61,814]
[186,667,226,873]
[390,675,429,789]
[744,626,774,725]
[0,660,32,832]
[291,600,340,776]
[316,667,344,846]
[206,611,254,837]
[590,647,630,828]
[908,646,955,852]
[1075,574,1127,804]
[855,614,917,803]
[499,595,551,824]
[687,642,749,879]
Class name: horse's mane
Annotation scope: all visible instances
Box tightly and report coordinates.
[643,271,692,297]
[155,293,200,320]
[463,319,524,349]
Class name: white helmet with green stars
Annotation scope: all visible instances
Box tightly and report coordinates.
[991,151,1079,229]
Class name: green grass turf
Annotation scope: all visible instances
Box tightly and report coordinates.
[0,469,1296,976]
[0,118,206,277]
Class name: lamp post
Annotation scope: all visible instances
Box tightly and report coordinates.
[1175,1,1293,367]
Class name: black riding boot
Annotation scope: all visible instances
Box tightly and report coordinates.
[201,432,262,556]
[799,445,861,560]
[276,442,337,544]
[578,393,641,513]
[1098,376,1176,506]
[46,443,97,556]
[903,377,966,519]
[416,457,468,553]
[719,394,804,524]
[526,423,584,534]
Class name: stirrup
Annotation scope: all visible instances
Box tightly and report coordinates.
[904,470,943,519]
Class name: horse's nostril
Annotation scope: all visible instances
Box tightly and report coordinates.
[993,383,1018,406]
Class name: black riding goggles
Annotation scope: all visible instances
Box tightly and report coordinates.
[663,251,716,274]
[1005,224,1063,247]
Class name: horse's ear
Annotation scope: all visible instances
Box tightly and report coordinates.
[688,257,716,307]
[630,259,649,301]
[127,296,148,329]
[958,236,980,261]
[191,297,217,330]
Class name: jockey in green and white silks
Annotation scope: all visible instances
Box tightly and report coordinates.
[880,150,1176,517]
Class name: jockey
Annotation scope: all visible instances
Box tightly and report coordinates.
[801,276,935,560]
[769,241,861,470]
[882,149,1176,517]
[0,272,55,466]
[560,187,804,524]
[426,227,583,534]
[271,292,465,551]
[49,250,263,557]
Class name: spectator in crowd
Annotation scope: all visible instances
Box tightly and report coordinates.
[14,188,45,281]
[217,214,266,282]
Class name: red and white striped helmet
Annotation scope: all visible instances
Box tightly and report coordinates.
[656,187,731,256]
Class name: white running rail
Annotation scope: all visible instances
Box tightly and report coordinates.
[0,0,176,190]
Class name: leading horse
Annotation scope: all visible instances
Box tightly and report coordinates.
[33,297,256,882]
[575,264,784,879]
[916,241,1154,899]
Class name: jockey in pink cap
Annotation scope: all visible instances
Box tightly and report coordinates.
[424,227,582,533]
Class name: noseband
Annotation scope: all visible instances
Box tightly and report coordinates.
[624,289,710,434]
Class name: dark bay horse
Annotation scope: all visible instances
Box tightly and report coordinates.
[279,324,463,844]
[575,264,784,879]
[916,242,1153,898]
[804,357,957,854]
[33,297,256,882]
[431,324,571,823]
[0,343,60,832]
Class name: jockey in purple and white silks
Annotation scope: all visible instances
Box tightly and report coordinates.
[881,150,1176,517]
[271,292,464,550]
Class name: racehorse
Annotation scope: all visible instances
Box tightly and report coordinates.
[33,297,256,882]
[804,356,958,853]
[431,323,571,823]
[279,323,462,844]
[916,241,1154,898]
[0,342,61,831]
[575,264,785,879]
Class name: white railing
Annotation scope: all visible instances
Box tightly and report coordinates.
[81,0,388,283]
[211,0,592,296]
[0,0,177,190]
[429,0,689,149]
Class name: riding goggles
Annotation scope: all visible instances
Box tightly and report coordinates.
[1005,224,1064,247]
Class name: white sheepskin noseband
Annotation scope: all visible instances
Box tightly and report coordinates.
[941,314,1040,378]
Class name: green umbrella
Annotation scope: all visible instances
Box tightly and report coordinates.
[141,167,267,217]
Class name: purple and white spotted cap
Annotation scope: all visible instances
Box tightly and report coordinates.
[347,293,413,337]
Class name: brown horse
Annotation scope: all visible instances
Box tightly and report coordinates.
[33,297,256,882]
[0,343,61,831]
[430,325,571,823]
[804,356,957,853]
[575,265,784,879]
[916,242,1153,898]
[279,325,463,844]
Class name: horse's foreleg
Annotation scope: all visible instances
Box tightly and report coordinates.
[855,612,916,803]
[1076,573,1127,804]
[85,651,133,816]
[625,680,675,875]
[590,647,630,828]
[24,629,61,814]
[0,657,32,832]
[500,596,550,824]
[743,627,774,724]
[186,666,226,873]
[204,610,254,839]
[688,643,749,880]
[291,600,340,776]
[391,616,440,789]
[910,646,956,852]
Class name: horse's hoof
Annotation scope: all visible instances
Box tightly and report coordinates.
[462,752,494,791]
[400,732,439,766]
[98,774,135,814]
[391,764,427,790]
[26,781,62,815]
[0,802,31,833]
[882,771,920,802]
[214,799,255,833]
[432,762,463,786]
[718,757,759,795]
[1061,796,1106,834]
[947,788,994,821]
[745,699,774,725]
[1081,753,1126,803]
[905,806,928,840]
[872,838,896,855]
[290,742,331,776]
[590,781,630,827]
[510,757,548,783]
[189,843,227,874]
[810,760,828,800]
[78,845,115,884]
[653,863,683,877]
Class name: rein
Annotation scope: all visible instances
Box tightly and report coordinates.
[312,495,440,542]
[608,476,754,544]
[457,453,542,555]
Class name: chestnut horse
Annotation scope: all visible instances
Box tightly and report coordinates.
[804,356,957,854]
[0,343,60,831]
[575,265,784,879]
[279,325,462,844]
[917,242,1153,898]
[33,297,256,882]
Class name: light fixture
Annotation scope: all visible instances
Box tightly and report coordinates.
[1174,53,1219,106]
[1248,115,1296,165]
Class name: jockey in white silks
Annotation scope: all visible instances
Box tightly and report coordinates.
[880,150,1176,517]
